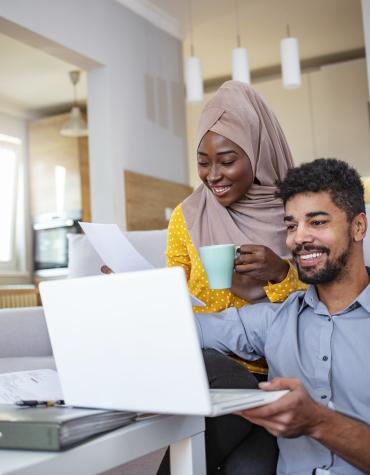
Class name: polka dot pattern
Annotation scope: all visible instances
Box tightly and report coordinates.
[165,205,306,313]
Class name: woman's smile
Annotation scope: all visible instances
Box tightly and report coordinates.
[209,184,232,196]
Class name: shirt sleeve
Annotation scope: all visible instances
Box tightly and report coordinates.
[195,302,278,360]
[165,206,191,281]
[264,260,307,303]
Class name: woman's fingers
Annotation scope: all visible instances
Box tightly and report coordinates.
[100,265,113,274]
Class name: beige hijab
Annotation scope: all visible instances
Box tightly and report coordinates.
[182,80,294,258]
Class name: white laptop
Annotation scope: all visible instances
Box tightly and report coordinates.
[39,267,288,416]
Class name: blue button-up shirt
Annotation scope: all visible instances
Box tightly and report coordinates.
[196,284,370,475]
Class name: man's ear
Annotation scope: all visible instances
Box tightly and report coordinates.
[352,212,367,242]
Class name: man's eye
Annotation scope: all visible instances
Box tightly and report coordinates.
[312,220,327,226]
[286,224,297,232]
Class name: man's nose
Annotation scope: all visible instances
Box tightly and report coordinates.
[294,224,314,245]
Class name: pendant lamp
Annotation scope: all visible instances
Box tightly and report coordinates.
[280,25,301,89]
[231,0,250,84]
[185,0,203,103]
[60,71,88,137]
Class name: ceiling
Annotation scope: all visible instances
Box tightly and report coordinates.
[0,0,364,117]
[0,33,87,119]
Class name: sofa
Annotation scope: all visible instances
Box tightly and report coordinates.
[0,229,167,475]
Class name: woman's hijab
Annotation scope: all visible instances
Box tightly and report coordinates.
[181,80,294,258]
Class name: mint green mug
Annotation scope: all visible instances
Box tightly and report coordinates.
[199,244,239,290]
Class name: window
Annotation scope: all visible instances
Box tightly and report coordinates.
[0,134,23,272]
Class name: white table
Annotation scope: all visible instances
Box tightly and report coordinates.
[0,415,206,475]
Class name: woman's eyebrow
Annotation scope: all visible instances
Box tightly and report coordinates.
[216,150,237,156]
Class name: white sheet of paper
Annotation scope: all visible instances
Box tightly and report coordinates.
[0,369,63,403]
[79,222,205,307]
[79,222,153,273]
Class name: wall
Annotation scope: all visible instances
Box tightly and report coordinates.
[0,112,31,283]
[0,0,188,228]
[362,0,370,98]
[187,59,370,188]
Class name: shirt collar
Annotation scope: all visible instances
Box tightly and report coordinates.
[300,280,370,316]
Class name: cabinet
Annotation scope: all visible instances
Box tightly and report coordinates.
[29,113,91,221]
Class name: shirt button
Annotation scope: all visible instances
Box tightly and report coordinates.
[321,395,327,399]
[322,355,328,361]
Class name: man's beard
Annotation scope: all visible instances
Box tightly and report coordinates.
[293,242,352,285]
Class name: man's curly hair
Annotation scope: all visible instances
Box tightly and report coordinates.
[275,158,365,221]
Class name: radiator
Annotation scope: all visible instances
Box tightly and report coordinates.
[0,289,39,308]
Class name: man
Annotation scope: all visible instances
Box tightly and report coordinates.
[196,158,370,474]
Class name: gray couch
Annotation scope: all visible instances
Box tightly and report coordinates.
[0,306,54,374]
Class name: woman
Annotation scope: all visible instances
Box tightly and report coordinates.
[166,80,305,317]
[161,81,305,475]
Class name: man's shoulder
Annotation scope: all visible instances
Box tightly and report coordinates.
[246,290,306,320]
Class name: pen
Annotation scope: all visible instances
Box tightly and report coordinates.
[15,400,65,407]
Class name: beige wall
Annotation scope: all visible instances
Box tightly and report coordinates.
[187,59,370,188]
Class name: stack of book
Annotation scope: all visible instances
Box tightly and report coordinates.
[0,405,137,451]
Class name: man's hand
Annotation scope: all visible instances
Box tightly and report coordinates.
[235,245,289,284]
[237,378,324,438]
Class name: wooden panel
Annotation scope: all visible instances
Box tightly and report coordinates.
[124,171,193,230]
[78,136,91,221]
[29,114,81,217]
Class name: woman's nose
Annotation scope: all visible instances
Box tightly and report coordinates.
[207,164,221,182]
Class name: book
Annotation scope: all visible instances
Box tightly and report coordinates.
[0,405,136,451]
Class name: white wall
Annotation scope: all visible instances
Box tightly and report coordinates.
[187,59,370,187]
[0,0,188,228]
[0,112,31,283]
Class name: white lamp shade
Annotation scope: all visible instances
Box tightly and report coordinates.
[60,106,88,137]
[280,37,301,89]
[232,47,251,84]
[186,56,204,103]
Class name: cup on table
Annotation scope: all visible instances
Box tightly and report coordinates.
[199,244,239,290]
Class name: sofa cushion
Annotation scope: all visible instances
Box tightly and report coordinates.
[0,307,52,358]
[0,356,56,374]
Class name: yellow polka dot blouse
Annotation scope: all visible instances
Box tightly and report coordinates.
[166,205,306,314]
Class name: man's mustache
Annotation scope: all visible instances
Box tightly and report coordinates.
[292,245,330,259]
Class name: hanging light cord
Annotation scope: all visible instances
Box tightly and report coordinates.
[188,0,195,56]
[234,0,241,48]
[69,71,80,107]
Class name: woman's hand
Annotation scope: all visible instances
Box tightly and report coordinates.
[235,245,289,284]
[230,245,289,301]
[100,265,114,274]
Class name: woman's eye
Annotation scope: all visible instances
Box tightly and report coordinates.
[222,161,234,166]
[197,161,208,167]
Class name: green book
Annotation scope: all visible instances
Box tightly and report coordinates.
[0,405,136,451]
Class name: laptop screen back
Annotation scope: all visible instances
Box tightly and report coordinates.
[39,267,212,415]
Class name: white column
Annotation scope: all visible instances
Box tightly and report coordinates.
[362,0,370,99]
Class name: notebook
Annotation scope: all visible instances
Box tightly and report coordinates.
[39,268,288,416]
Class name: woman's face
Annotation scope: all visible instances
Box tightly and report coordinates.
[197,131,253,207]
